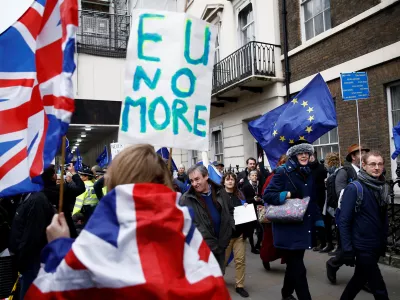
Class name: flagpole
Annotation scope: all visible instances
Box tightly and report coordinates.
[168,148,173,171]
[356,99,362,167]
[184,0,189,12]
[59,136,66,213]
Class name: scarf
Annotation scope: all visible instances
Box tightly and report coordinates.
[289,157,311,177]
[357,169,389,206]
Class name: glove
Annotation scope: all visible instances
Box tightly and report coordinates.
[342,251,355,267]
[289,190,303,199]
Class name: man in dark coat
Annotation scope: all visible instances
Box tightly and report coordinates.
[41,163,85,238]
[237,157,257,188]
[180,165,235,273]
[339,151,389,300]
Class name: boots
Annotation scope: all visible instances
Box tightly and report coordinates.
[320,243,334,253]
[328,244,341,256]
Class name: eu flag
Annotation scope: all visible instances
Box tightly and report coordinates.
[96,146,109,168]
[157,147,177,171]
[392,121,400,159]
[65,138,73,164]
[74,148,83,171]
[249,73,337,169]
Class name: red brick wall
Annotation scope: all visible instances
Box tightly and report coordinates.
[328,58,400,177]
[290,2,400,82]
[330,0,380,27]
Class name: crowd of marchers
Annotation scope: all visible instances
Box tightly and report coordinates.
[0,140,391,300]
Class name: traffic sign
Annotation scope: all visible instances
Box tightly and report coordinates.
[340,72,370,101]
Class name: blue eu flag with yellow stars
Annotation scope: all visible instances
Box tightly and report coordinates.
[249,73,337,169]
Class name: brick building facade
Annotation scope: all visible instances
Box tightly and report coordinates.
[279,0,400,178]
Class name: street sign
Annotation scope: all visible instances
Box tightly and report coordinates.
[340,72,370,101]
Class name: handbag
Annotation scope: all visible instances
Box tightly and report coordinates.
[265,197,310,223]
[257,205,271,223]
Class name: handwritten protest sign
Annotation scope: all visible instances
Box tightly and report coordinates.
[110,143,125,159]
[118,10,217,151]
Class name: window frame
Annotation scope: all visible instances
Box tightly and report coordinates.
[300,0,331,42]
[212,130,224,163]
[312,128,339,160]
[238,2,255,46]
[387,81,400,186]
[191,150,198,166]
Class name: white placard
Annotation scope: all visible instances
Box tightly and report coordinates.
[234,204,257,225]
[118,9,217,151]
[0,0,33,35]
[110,143,125,159]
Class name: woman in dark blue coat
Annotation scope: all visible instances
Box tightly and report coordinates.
[263,141,323,300]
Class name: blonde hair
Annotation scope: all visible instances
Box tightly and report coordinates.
[105,144,174,191]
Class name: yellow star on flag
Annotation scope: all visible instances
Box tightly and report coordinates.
[301,101,308,107]
[308,115,315,122]
[299,136,306,141]
[305,126,313,134]
[307,107,314,113]
[292,98,298,104]
[289,139,295,144]
[279,136,286,142]
[273,130,278,136]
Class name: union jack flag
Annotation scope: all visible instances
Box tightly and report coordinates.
[0,0,78,197]
[26,184,231,299]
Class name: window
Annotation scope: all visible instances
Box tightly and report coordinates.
[302,0,331,41]
[312,127,339,160]
[191,150,198,165]
[239,4,255,45]
[213,130,224,163]
[214,21,221,63]
[387,82,400,182]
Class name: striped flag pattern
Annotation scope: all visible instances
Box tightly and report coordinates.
[26,183,231,299]
[0,0,78,196]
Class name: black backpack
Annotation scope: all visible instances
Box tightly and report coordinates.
[326,166,355,209]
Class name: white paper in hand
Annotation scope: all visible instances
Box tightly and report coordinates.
[234,204,257,225]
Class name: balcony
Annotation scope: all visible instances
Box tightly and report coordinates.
[77,10,130,58]
[212,41,281,102]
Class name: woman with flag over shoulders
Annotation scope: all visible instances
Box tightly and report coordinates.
[25,144,230,300]
[263,140,323,300]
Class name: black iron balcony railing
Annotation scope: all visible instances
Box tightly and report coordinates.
[77,10,131,58]
[212,41,277,94]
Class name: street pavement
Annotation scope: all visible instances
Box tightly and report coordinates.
[226,243,400,299]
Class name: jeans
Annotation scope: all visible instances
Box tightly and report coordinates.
[340,251,389,300]
[281,250,311,300]
[225,235,246,288]
[20,261,40,300]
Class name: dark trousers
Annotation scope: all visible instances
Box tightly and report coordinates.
[341,251,388,300]
[324,214,333,244]
[249,221,263,250]
[213,249,226,275]
[20,261,40,300]
[281,250,311,300]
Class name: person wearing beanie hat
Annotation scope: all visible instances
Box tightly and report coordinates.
[263,140,323,300]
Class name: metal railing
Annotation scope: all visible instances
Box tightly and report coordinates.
[77,10,131,58]
[212,41,277,94]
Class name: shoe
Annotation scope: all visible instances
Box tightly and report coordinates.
[282,295,297,300]
[263,261,271,270]
[255,244,261,250]
[251,248,260,254]
[320,243,334,253]
[312,246,321,252]
[362,282,372,293]
[328,245,341,256]
[236,287,249,298]
[326,261,337,284]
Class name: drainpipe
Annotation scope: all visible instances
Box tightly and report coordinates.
[282,0,291,100]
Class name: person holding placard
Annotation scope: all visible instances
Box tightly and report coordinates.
[180,165,235,274]
[264,141,323,300]
[222,172,252,298]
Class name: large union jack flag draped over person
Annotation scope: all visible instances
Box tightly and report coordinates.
[0,0,78,197]
[26,183,231,299]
